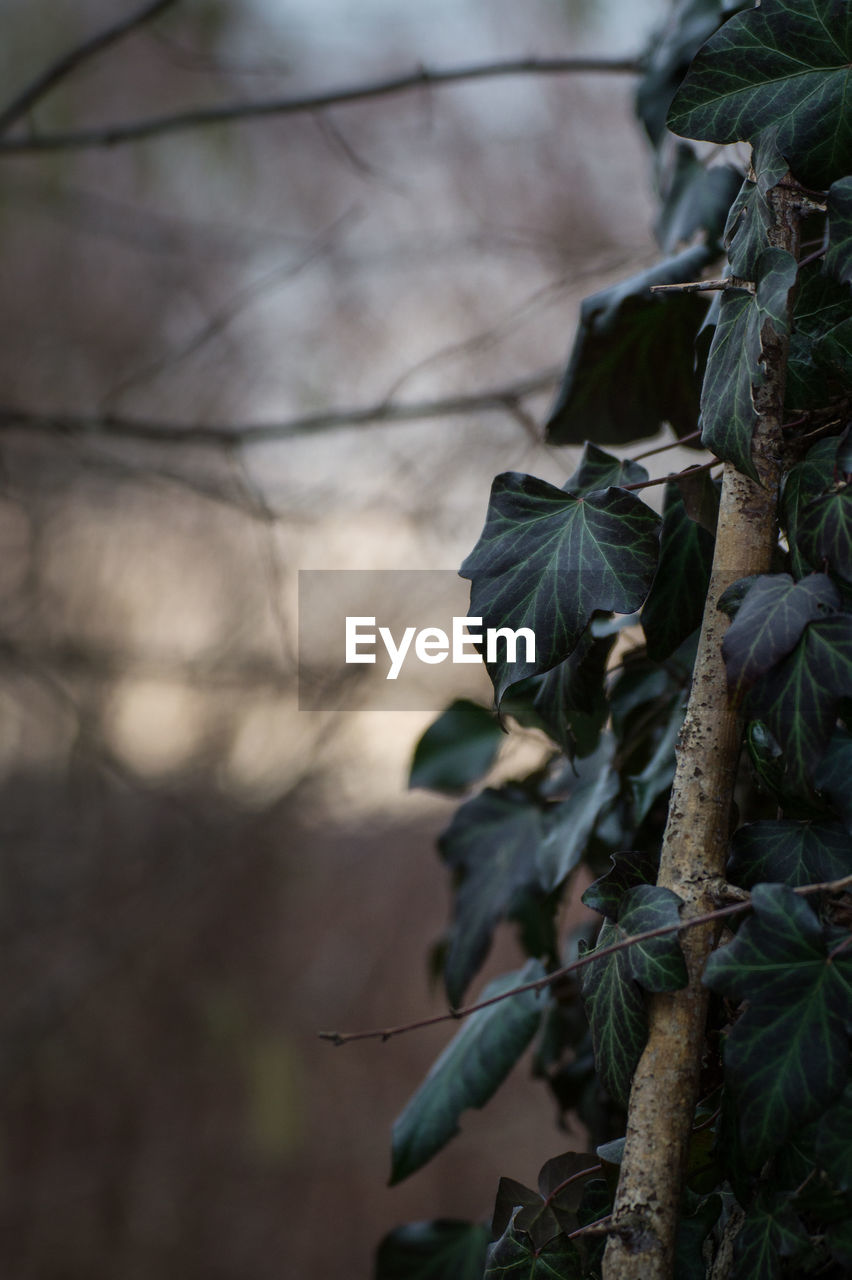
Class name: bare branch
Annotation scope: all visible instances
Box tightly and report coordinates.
[649,277,753,295]
[0,55,641,154]
[0,0,181,137]
[0,367,561,446]
[621,459,721,493]
[317,873,852,1045]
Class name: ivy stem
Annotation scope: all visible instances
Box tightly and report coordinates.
[316,873,852,1045]
[602,172,804,1280]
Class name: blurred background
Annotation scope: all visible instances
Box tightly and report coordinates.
[0,1,674,1275]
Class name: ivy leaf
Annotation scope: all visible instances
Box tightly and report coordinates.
[744,612,852,786]
[656,143,743,253]
[484,1210,581,1280]
[563,442,648,494]
[580,919,647,1106]
[409,700,503,795]
[438,788,547,1006]
[674,465,721,536]
[699,247,798,480]
[629,694,686,826]
[816,1084,852,1190]
[642,482,715,661]
[636,0,749,145]
[581,886,687,1104]
[815,727,852,830]
[460,472,660,704]
[676,1195,724,1280]
[721,572,841,699]
[724,128,788,278]
[703,884,852,1165]
[612,884,688,994]
[782,436,845,575]
[545,245,714,447]
[503,623,616,757]
[728,819,852,888]
[667,0,852,190]
[375,1221,490,1280]
[785,266,852,414]
[825,175,852,286]
[536,736,620,891]
[582,848,661,920]
[797,483,852,584]
[731,1193,810,1280]
[390,961,546,1184]
[491,1178,561,1251]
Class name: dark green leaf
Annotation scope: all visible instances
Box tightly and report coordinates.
[491,1178,561,1251]
[582,848,661,920]
[581,887,687,1106]
[629,694,685,826]
[724,128,788,278]
[563,442,649,495]
[503,625,616,757]
[816,1084,852,1190]
[612,884,688,994]
[460,473,660,703]
[390,961,546,1184]
[703,884,852,1165]
[674,465,721,536]
[782,436,845,575]
[484,1211,581,1280]
[745,611,852,786]
[667,0,852,190]
[728,818,852,888]
[636,0,747,145]
[798,483,852,583]
[438,788,546,1005]
[409,699,503,794]
[826,175,852,286]
[375,1220,490,1280]
[656,143,743,253]
[545,245,714,446]
[815,726,852,830]
[699,247,797,479]
[731,1193,810,1280]
[675,1195,723,1280]
[642,483,714,661]
[536,737,620,890]
[721,572,841,698]
[785,265,852,414]
[581,919,647,1106]
[828,1216,852,1266]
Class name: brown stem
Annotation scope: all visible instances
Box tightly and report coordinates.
[601,176,802,1279]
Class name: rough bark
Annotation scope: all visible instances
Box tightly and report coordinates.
[601,178,802,1279]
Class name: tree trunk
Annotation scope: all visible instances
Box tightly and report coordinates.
[601,177,802,1279]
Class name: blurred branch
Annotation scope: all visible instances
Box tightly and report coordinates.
[0,55,641,154]
[0,0,181,137]
[0,367,560,445]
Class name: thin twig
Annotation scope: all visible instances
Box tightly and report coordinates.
[0,55,641,154]
[621,459,720,493]
[318,873,852,1045]
[0,368,561,445]
[649,277,752,295]
[631,429,703,461]
[0,0,181,137]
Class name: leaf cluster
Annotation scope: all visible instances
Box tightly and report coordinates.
[377,3,852,1276]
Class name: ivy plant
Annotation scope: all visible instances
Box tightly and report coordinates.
[348,3,852,1277]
